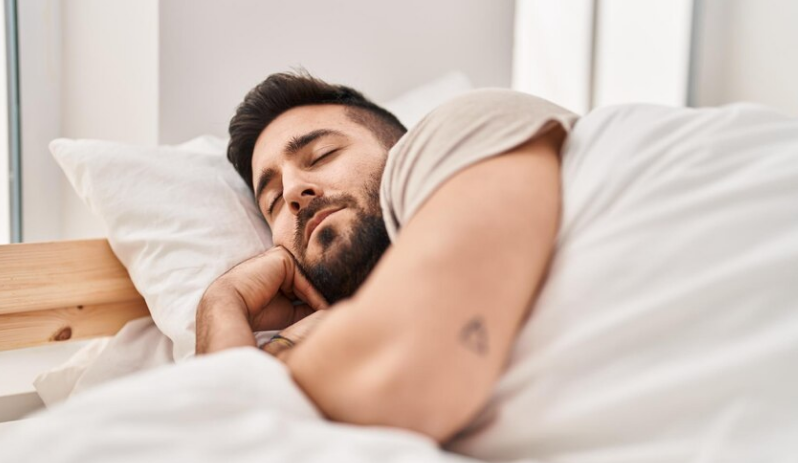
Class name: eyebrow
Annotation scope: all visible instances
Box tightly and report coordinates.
[254,129,344,204]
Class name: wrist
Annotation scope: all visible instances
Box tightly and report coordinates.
[200,281,252,321]
[196,287,255,355]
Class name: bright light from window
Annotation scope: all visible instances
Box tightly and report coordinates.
[513,0,694,113]
[593,0,693,108]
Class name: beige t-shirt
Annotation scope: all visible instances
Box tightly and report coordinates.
[380,88,578,240]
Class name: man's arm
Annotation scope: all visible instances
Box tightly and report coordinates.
[283,127,564,442]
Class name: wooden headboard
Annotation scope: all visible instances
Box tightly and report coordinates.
[0,239,150,351]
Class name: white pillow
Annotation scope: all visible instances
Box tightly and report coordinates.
[448,103,798,461]
[50,138,272,361]
[383,71,473,129]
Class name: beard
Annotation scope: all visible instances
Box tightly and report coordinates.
[291,180,390,304]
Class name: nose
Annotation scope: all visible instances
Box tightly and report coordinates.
[283,171,321,215]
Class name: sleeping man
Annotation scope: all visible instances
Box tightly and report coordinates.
[194,71,576,443]
[194,70,798,460]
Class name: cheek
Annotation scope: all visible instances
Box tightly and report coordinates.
[326,158,383,193]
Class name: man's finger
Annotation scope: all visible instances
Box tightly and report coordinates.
[291,270,329,311]
[250,293,314,332]
[274,247,329,311]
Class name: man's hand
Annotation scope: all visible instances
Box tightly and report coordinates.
[195,246,328,355]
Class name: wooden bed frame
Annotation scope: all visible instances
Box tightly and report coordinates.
[0,239,150,352]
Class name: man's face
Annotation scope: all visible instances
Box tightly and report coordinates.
[251,105,391,303]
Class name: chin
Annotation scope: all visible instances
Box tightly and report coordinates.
[294,199,391,304]
[306,224,347,261]
[307,209,352,252]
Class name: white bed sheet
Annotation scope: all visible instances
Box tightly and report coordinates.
[2,348,479,463]
[34,318,172,407]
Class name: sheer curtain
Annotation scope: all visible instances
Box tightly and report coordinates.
[512,0,695,114]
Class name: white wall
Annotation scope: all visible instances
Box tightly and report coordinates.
[157,0,514,143]
[58,0,159,240]
[18,0,64,243]
[60,0,159,143]
[694,0,798,115]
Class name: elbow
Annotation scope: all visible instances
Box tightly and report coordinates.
[330,385,468,443]
[296,361,481,444]
[284,306,492,443]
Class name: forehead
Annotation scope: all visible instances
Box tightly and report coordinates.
[252,105,364,169]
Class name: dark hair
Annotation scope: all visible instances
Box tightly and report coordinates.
[227,70,407,191]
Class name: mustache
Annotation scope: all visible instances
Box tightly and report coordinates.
[293,194,359,250]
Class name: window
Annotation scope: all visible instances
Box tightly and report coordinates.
[513,0,695,113]
[1,1,9,244]
[1,0,21,244]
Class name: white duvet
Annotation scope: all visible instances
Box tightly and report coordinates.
[4,102,798,463]
[5,348,474,463]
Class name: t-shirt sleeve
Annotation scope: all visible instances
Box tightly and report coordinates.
[379,88,579,241]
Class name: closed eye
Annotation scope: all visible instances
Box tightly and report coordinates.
[268,192,282,216]
[311,149,339,166]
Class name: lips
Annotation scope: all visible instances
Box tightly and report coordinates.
[304,207,343,243]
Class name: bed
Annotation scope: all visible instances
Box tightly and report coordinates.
[1,98,797,463]
[0,239,148,352]
[0,241,469,463]
[0,239,149,422]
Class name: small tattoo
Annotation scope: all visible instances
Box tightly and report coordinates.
[460,316,488,355]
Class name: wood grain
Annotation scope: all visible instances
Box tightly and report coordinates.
[0,239,150,350]
[0,301,150,350]
[0,239,143,315]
